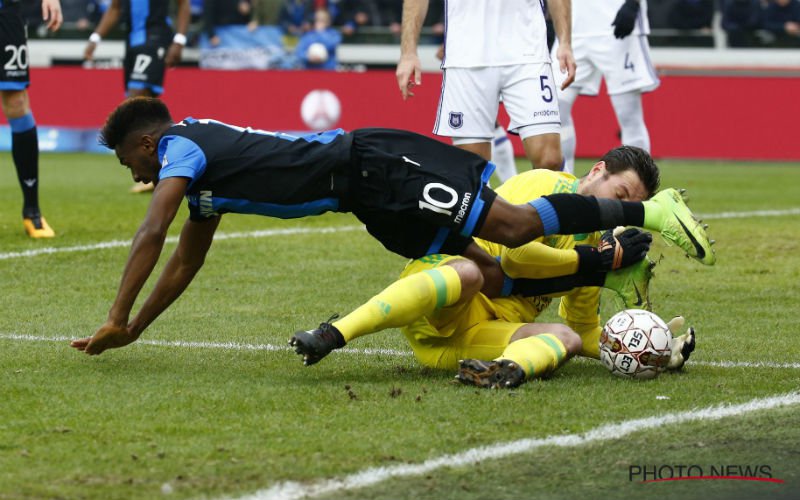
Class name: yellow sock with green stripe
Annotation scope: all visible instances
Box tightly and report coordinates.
[333,266,462,343]
[497,334,568,379]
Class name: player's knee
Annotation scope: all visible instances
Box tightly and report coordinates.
[0,90,28,118]
[530,150,563,170]
[447,259,484,300]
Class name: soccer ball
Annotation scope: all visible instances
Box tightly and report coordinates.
[300,89,341,131]
[306,42,329,63]
[599,309,673,379]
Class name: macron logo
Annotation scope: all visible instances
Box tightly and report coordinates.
[161,154,168,167]
[23,178,36,188]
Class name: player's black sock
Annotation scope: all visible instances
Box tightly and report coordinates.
[530,193,645,236]
[10,113,39,216]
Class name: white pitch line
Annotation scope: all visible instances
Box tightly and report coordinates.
[0,207,798,262]
[232,392,800,500]
[3,333,800,369]
[700,207,800,220]
[0,225,364,261]
[0,333,412,357]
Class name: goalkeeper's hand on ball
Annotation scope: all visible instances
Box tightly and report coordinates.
[577,227,652,273]
[666,315,696,371]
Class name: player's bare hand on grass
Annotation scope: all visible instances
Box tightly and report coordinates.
[71,322,139,355]
[396,54,422,100]
[556,44,576,90]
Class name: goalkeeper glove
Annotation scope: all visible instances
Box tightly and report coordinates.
[576,227,652,273]
[612,0,640,39]
[665,316,696,371]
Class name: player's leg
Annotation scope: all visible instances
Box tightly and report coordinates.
[601,33,659,153]
[290,256,481,366]
[456,322,582,389]
[0,7,53,238]
[490,122,517,183]
[452,139,491,161]
[475,187,715,264]
[434,67,499,161]
[1,89,54,238]
[350,129,713,265]
[610,90,650,152]
[502,63,563,171]
[557,85,580,174]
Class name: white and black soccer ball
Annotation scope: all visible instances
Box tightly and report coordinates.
[599,309,673,380]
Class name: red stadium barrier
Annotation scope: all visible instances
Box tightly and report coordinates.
[19,67,800,161]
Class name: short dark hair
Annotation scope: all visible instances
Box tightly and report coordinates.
[599,145,660,198]
[99,97,173,149]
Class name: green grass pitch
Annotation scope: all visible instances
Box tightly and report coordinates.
[0,153,798,500]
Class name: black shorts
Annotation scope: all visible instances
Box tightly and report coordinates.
[347,128,497,259]
[124,40,169,95]
[0,7,29,90]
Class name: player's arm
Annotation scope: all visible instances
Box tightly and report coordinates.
[71,177,189,355]
[396,0,429,100]
[166,0,191,67]
[546,0,576,89]
[127,214,221,337]
[41,0,63,32]
[502,241,580,280]
[84,0,122,61]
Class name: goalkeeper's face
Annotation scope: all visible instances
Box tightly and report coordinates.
[115,133,161,185]
[580,161,648,202]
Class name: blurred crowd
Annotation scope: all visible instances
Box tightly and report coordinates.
[21,0,800,55]
[655,0,800,47]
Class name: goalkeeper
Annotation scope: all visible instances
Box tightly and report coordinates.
[291,152,696,387]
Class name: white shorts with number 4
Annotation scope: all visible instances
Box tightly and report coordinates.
[434,63,562,140]
[552,35,660,96]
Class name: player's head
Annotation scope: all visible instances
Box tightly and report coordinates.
[100,97,174,185]
[579,146,660,201]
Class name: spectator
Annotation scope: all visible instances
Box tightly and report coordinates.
[295,8,342,69]
[249,0,283,28]
[61,0,92,29]
[669,0,715,30]
[327,0,379,36]
[722,0,763,46]
[204,0,252,46]
[763,0,800,43]
[279,0,314,35]
[376,0,401,36]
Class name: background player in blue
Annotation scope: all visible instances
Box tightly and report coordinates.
[83,0,190,193]
[0,0,62,237]
[84,0,189,97]
[69,97,714,356]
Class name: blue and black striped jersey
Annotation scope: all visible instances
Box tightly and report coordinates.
[157,118,353,220]
[122,0,172,46]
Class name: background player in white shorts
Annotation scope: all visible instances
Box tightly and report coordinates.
[552,0,659,174]
[397,0,576,172]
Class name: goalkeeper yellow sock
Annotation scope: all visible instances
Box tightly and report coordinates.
[497,334,568,379]
[333,266,462,343]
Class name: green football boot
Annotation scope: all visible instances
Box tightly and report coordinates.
[604,256,656,311]
[644,188,716,265]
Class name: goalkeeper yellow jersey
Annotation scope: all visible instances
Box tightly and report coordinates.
[475,169,604,353]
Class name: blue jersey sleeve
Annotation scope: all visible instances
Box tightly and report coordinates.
[158,135,208,187]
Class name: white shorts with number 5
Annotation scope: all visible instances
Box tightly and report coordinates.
[434,63,562,140]
[552,35,660,96]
